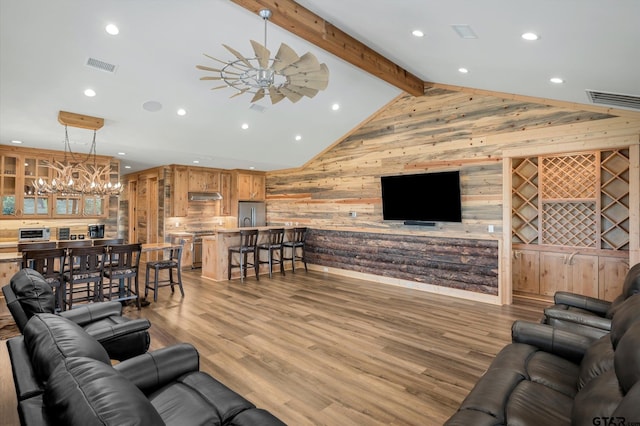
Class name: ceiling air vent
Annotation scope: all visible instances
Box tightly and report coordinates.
[86,57,117,73]
[586,89,640,111]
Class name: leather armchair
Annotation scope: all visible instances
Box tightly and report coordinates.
[542,262,640,338]
[3,268,150,360]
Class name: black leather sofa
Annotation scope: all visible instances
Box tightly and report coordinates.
[8,312,286,425]
[541,262,640,339]
[444,294,640,425]
[3,268,150,360]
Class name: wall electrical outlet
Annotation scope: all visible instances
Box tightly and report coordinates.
[350,211,357,217]
[488,224,494,233]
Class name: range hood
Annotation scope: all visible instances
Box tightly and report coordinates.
[188,192,223,201]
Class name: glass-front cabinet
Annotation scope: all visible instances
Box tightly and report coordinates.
[0,146,111,219]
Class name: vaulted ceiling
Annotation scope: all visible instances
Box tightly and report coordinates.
[1,0,638,173]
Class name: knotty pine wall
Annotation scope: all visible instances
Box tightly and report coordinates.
[266,87,640,304]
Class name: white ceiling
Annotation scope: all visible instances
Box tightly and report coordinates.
[1,0,639,174]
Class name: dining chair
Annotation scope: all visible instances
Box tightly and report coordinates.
[62,245,105,309]
[145,243,184,302]
[282,227,308,272]
[228,229,259,282]
[257,228,285,278]
[20,248,67,311]
[103,243,142,309]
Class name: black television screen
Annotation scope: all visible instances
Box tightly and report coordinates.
[381,171,462,223]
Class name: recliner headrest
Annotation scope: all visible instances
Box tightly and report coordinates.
[610,294,640,349]
[622,263,640,299]
[10,268,55,318]
[23,313,110,383]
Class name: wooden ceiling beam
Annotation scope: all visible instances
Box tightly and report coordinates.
[230,0,426,97]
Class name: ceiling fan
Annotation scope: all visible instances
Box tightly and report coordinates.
[196,9,329,104]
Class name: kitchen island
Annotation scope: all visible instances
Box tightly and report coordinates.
[201,227,296,281]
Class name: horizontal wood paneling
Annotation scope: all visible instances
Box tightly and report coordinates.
[305,229,499,295]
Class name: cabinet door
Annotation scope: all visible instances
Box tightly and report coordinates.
[188,170,205,192]
[1,153,18,217]
[512,250,540,294]
[173,166,189,217]
[568,254,599,298]
[220,172,231,215]
[599,257,629,301]
[251,174,265,200]
[540,252,569,296]
[21,157,50,217]
[237,173,252,200]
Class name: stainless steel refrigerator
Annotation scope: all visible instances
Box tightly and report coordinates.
[238,201,266,227]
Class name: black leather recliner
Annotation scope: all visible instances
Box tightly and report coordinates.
[3,268,150,360]
[542,262,640,339]
[445,294,640,425]
[9,313,285,425]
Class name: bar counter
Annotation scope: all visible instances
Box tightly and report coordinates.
[201,226,294,282]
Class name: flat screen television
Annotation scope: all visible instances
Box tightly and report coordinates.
[381,171,462,224]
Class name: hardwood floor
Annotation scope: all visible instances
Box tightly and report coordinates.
[1,269,546,425]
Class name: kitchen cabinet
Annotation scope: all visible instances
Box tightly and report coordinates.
[512,249,540,295]
[189,168,220,192]
[220,172,232,215]
[236,172,265,201]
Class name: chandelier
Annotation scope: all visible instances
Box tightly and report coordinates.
[196,9,329,104]
[32,111,123,197]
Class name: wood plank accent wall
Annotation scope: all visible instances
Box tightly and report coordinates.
[267,87,640,302]
[306,229,499,295]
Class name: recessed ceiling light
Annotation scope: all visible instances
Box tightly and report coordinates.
[105,24,119,35]
[193,160,200,164]
[331,103,340,111]
[84,89,96,97]
[241,123,249,130]
[177,108,186,116]
[521,32,539,41]
[117,152,126,156]
[249,166,255,170]
[458,67,469,74]
[295,135,302,141]
[412,30,424,38]
[11,140,22,144]
[550,77,564,84]
[124,165,131,169]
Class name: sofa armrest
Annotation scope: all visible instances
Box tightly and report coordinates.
[59,301,123,325]
[553,291,611,315]
[511,320,594,363]
[544,308,612,330]
[114,343,199,393]
[2,284,29,332]
[86,318,151,343]
[7,336,43,400]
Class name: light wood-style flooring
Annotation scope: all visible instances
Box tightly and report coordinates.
[1,269,546,425]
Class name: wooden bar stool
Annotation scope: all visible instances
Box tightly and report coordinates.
[145,244,184,302]
[258,228,285,278]
[228,229,259,282]
[282,227,308,272]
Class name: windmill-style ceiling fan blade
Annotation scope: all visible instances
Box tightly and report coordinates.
[268,86,286,104]
[287,64,329,89]
[284,84,319,98]
[273,43,299,72]
[250,40,271,69]
[251,89,266,103]
[287,77,328,91]
[277,86,303,103]
[200,76,224,80]
[196,65,223,73]
[281,52,321,76]
[222,44,253,68]
[209,85,229,90]
[203,53,229,65]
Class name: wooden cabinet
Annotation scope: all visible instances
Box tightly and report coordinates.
[236,172,265,201]
[172,166,189,217]
[511,148,632,301]
[189,168,220,192]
